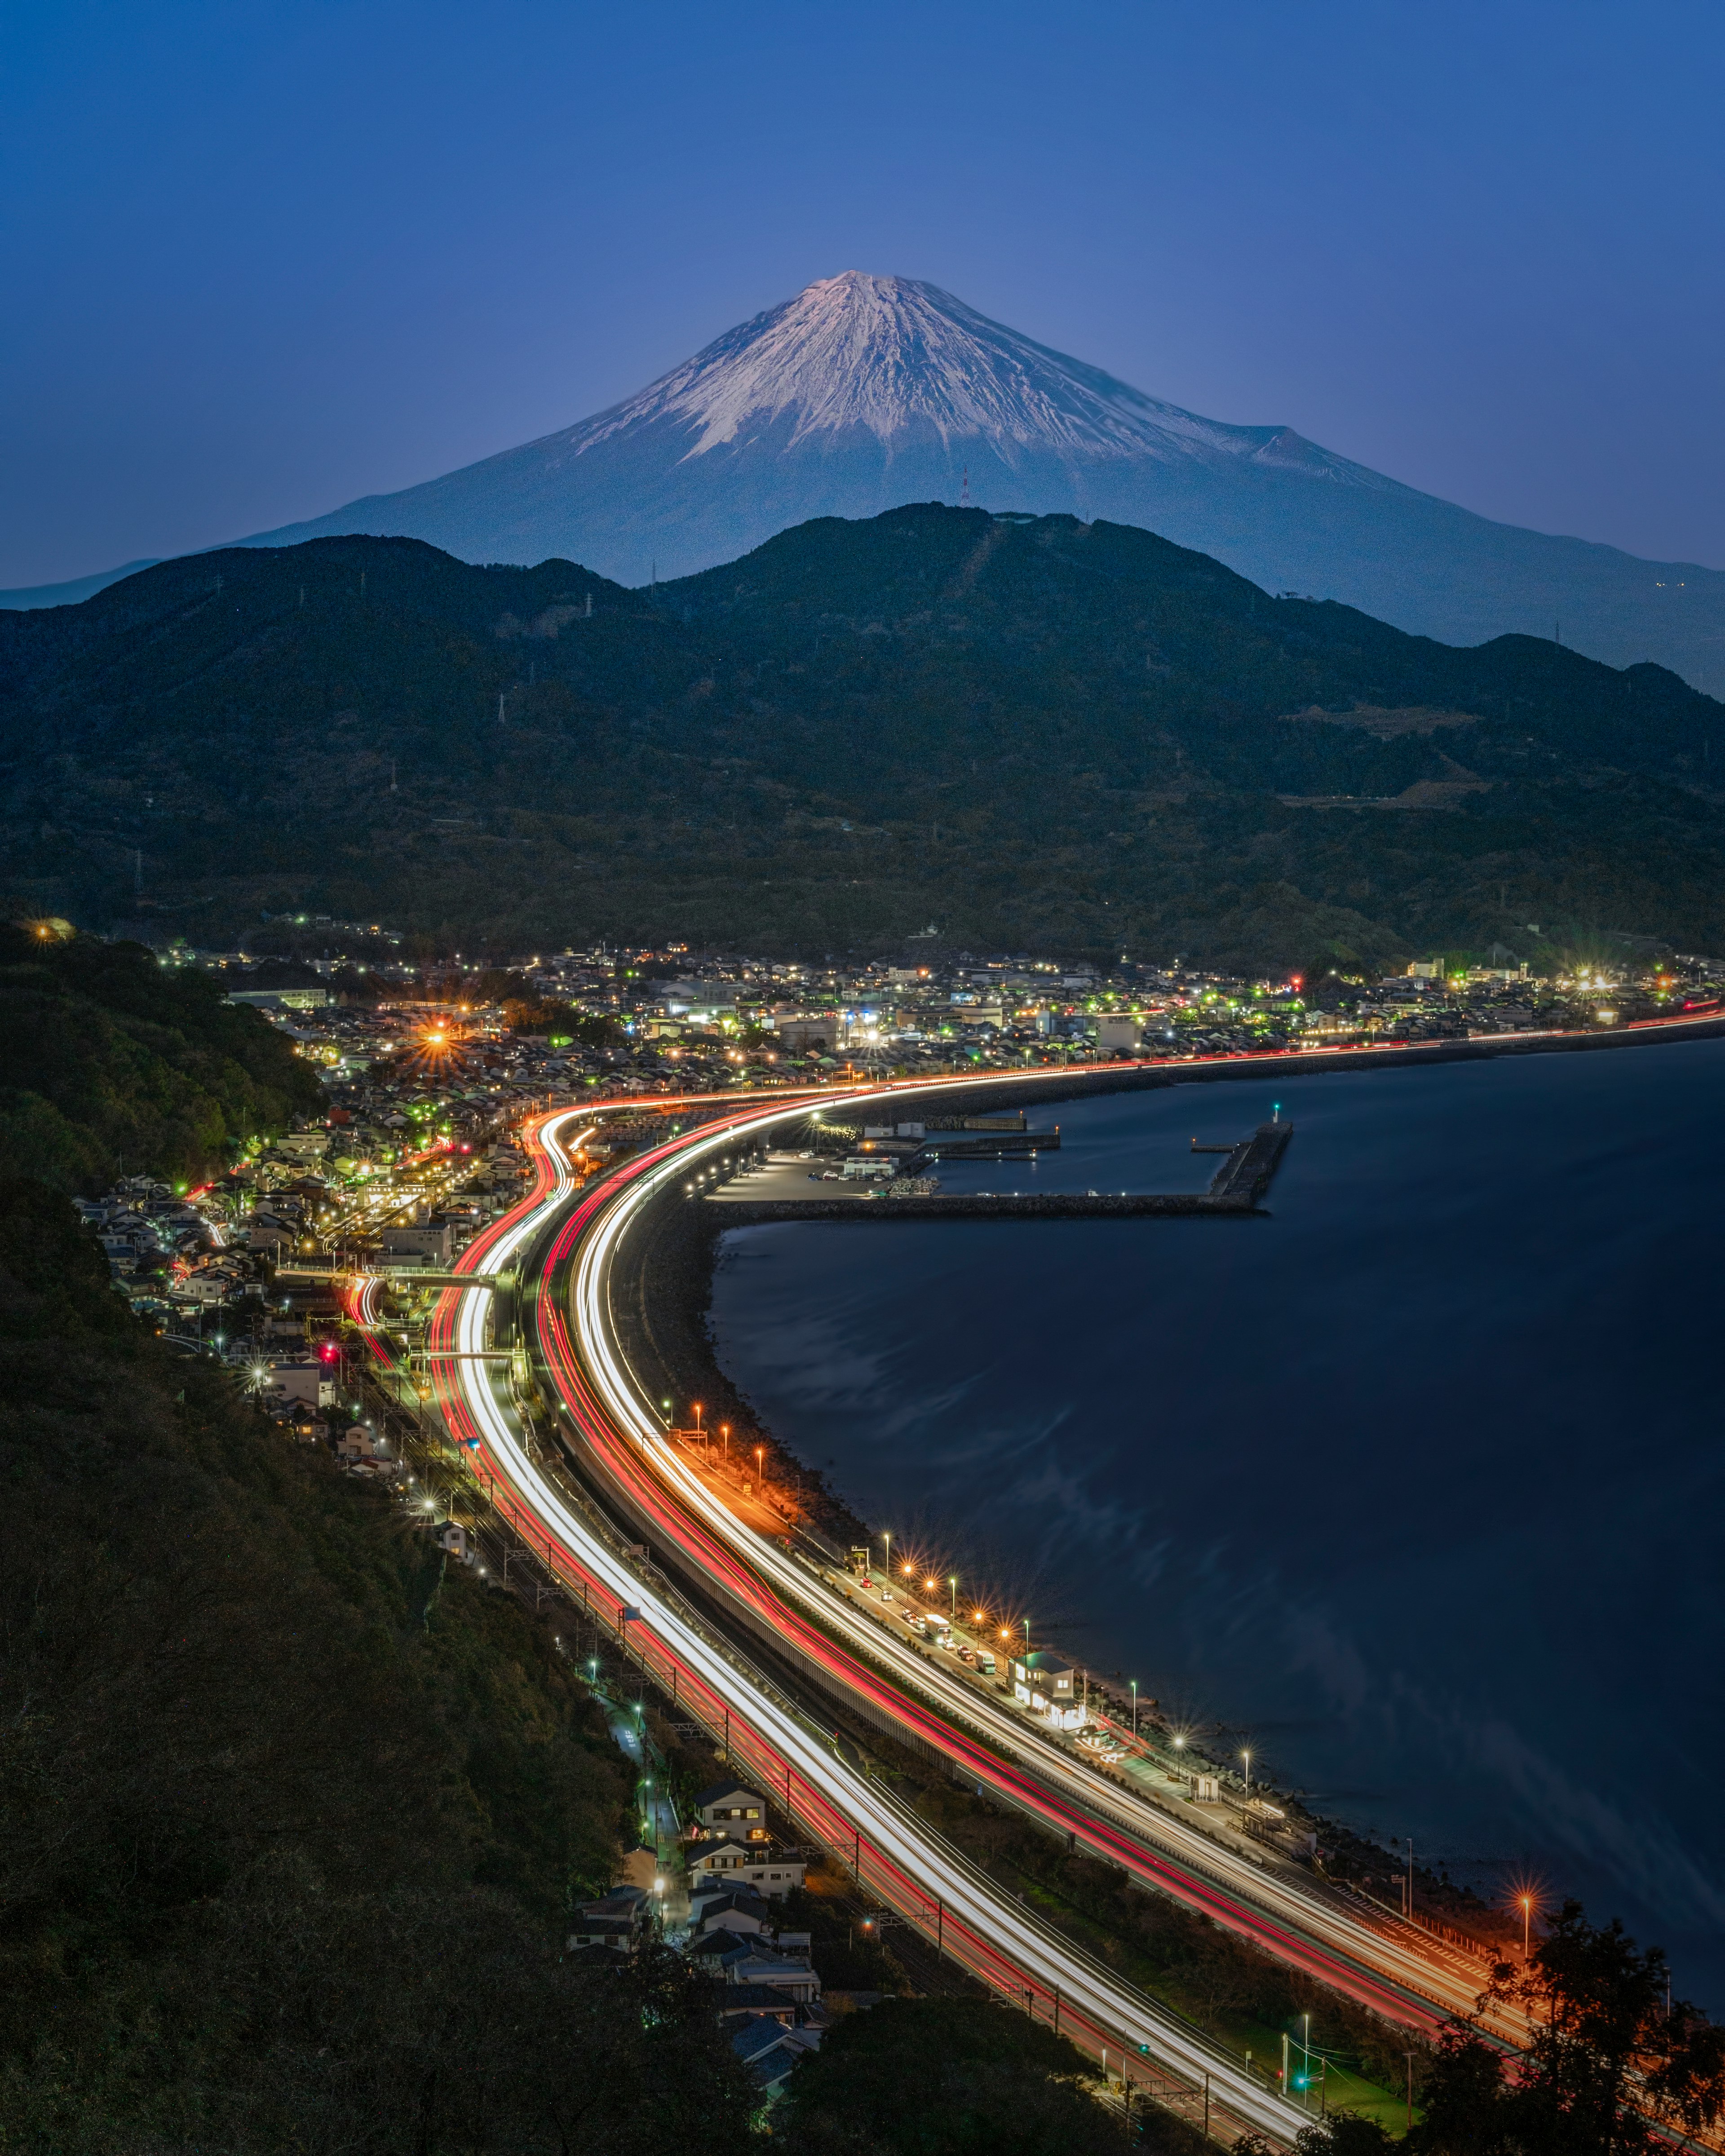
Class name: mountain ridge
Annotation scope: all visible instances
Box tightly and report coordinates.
[3,505,1723,969]
[229,273,1725,694]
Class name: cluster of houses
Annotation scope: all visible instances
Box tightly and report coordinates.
[565,1777,865,2101]
[75,1178,231,1298]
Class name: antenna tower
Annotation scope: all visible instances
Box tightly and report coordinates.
[960,465,971,507]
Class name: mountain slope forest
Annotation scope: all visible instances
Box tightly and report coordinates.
[0,922,324,1191]
[0,1176,765,2155]
[3,507,1723,971]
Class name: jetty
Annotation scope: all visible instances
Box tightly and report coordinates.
[706,1119,1293,1221]
[1203,1119,1293,1205]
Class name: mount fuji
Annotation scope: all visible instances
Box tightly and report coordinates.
[238,271,1725,689]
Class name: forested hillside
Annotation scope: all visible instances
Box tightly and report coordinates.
[3,508,1723,968]
[0,924,323,1191]
[0,1178,771,2152]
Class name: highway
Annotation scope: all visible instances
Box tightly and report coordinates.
[521,1092,1515,2037]
[359,1103,1315,2145]
[339,1022,1725,2144]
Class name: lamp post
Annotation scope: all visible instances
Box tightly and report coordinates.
[754,1444,765,1491]
[1242,1747,1252,1796]
[949,1576,959,1621]
[1023,1616,1031,1657]
[1520,1895,1533,1961]
[881,1529,891,1577]
[720,1422,729,1458]
[691,1401,703,1434]
[1130,1679,1138,1741]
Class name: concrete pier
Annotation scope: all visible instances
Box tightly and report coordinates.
[1205,1120,1293,1205]
[708,1121,1293,1221]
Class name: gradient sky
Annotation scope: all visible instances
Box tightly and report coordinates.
[4,0,1723,587]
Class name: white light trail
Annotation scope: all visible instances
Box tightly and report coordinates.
[444,1109,1305,2146]
[562,1096,1498,2026]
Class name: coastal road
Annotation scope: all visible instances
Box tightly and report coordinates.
[346,1018,1725,2144]
[522,1089,1524,2044]
[411,1106,1315,2148]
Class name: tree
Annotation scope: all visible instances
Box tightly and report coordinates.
[1409,1901,1725,2155]
[503,994,571,1034]
[778,1997,1145,2155]
[1408,2027,1513,2154]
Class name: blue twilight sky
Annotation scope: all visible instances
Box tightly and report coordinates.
[4,0,1723,587]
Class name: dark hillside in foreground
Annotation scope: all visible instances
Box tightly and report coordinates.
[0,1178,770,2152]
[2,509,1724,967]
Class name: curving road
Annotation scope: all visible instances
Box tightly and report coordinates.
[390,1103,1320,2144]
[345,1019,1725,2145]
[524,1091,1510,2037]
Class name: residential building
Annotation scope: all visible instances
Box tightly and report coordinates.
[693,1781,768,1834]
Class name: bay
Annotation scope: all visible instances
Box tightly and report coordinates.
[709,1041,1725,2003]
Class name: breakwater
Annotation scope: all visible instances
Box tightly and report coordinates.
[717,1119,1292,1221]
[712,1191,1260,1221]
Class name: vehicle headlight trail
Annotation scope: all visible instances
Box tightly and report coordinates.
[416,1106,1308,2147]
[531,1097,1507,2025]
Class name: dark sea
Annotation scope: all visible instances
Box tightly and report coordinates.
[709,1041,1725,2004]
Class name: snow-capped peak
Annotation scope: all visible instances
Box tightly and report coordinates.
[563,272,1364,475]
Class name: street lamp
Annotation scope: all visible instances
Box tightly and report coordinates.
[691,1401,703,1433]
[1520,1895,1533,1961]
[720,1423,729,1457]
[881,1529,890,1576]
[949,1576,959,1621]
[754,1444,765,1488]
[1242,1748,1252,1796]
[1130,1679,1138,1740]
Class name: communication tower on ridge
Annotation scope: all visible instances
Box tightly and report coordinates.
[960,464,971,507]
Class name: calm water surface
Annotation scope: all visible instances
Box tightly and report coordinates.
[710,1042,1725,2001]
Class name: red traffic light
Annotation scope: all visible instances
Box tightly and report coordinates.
[317,1340,340,1364]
